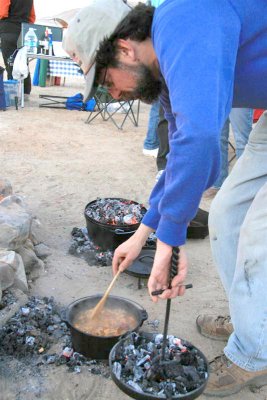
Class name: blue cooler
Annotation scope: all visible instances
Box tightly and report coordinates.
[0,67,6,110]
[3,80,20,108]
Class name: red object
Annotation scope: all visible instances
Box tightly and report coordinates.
[54,77,61,86]
[253,109,265,123]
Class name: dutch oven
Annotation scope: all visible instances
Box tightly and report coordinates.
[187,208,209,239]
[84,198,147,251]
[63,295,148,360]
[109,332,209,400]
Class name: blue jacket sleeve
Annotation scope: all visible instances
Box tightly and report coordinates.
[142,0,241,246]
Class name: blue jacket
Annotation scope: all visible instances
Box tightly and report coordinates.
[142,0,267,246]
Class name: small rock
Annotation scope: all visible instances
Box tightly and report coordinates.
[90,367,102,375]
[21,307,30,316]
[0,178,12,198]
[34,243,52,259]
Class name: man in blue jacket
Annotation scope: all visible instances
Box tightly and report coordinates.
[63,0,267,395]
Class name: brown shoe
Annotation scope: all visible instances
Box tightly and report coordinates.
[196,314,233,341]
[205,354,267,397]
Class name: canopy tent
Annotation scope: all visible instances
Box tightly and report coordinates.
[34,0,143,23]
[35,9,80,29]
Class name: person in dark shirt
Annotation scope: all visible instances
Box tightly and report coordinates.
[0,0,35,94]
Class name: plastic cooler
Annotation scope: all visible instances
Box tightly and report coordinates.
[3,80,20,108]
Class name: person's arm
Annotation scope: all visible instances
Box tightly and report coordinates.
[112,223,154,274]
[145,0,241,248]
[143,2,242,301]
[0,0,10,19]
[29,3,36,23]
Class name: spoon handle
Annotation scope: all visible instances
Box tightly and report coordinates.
[91,270,121,319]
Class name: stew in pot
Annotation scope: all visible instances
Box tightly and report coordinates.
[73,307,137,337]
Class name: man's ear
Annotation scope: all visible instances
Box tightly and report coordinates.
[116,38,137,62]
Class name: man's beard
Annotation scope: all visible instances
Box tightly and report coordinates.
[118,63,162,104]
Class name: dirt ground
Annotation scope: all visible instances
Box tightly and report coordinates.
[1,75,266,400]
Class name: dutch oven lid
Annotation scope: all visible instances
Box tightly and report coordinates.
[124,246,156,278]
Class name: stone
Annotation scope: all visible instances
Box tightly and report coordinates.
[12,253,29,292]
[16,246,44,280]
[0,195,31,250]
[29,217,46,246]
[0,250,28,292]
[34,243,52,259]
[0,261,14,290]
[23,238,35,252]
[0,177,12,200]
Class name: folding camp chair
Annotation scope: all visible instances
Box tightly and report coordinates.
[38,93,96,110]
[85,87,140,130]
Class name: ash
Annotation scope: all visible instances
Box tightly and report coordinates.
[85,198,146,225]
[69,227,114,266]
[69,227,157,266]
[0,289,18,310]
[111,333,208,398]
[0,295,110,377]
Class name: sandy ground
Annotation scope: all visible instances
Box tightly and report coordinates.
[1,74,267,400]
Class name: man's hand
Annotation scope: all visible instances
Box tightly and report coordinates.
[148,241,188,302]
[112,224,154,274]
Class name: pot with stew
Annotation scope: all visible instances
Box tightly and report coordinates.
[64,295,148,360]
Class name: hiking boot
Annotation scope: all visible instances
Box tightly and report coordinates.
[143,148,159,157]
[196,314,233,341]
[204,354,267,397]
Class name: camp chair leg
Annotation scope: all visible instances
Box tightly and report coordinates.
[85,87,140,129]
[39,94,68,108]
[228,140,236,164]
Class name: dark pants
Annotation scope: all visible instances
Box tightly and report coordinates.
[0,31,31,94]
[156,105,169,171]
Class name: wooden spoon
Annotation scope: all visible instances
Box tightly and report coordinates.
[91,270,121,320]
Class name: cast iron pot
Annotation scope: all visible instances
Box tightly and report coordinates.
[84,198,147,251]
[64,295,148,360]
[187,208,209,239]
[109,332,209,400]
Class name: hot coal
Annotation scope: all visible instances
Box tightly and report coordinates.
[0,294,110,377]
[85,198,146,226]
[69,227,157,266]
[111,333,208,398]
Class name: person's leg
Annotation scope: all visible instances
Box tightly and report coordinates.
[203,117,230,197]
[209,112,267,295]
[204,112,267,396]
[143,100,160,151]
[225,181,267,370]
[0,31,31,94]
[0,32,18,80]
[230,108,254,158]
[212,117,230,188]
[156,105,169,171]
[23,72,32,95]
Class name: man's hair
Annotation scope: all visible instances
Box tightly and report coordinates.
[95,3,155,83]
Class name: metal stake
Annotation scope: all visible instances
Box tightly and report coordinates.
[161,246,180,361]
